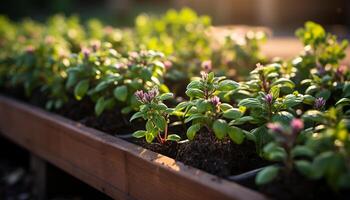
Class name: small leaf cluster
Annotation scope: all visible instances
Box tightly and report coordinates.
[175,71,246,143]
[131,88,180,143]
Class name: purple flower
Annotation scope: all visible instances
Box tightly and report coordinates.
[135,90,145,102]
[135,88,159,103]
[82,48,90,59]
[148,88,159,101]
[316,64,326,75]
[201,60,212,72]
[290,118,304,134]
[314,97,326,109]
[267,123,284,134]
[264,93,273,104]
[209,96,221,107]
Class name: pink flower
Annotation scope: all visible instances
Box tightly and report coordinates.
[290,118,304,134]
[25,45,35,54]
[201,60,212,72]
[336,65,347,77]
[267,123,284,134]
[163,60,173,70]
[264,93,273,104]
[81,48,90,59]
[209,96,221,107]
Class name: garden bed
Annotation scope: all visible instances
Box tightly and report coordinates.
[0,95,267,200]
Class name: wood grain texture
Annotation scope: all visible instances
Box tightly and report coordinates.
[0,95,267,200]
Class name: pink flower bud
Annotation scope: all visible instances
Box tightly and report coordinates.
[209,96,221,107]
[264,93,273,104]
[267,123,284,134]
[290,118,304,134]
[201,60,212,72]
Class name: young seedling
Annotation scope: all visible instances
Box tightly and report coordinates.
[131,88,180,144]
[255,118,315,185]
[175,71,247,143]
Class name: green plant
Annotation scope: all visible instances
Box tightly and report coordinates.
[131,88,180,144]
[255,118,314,185]
[175,71,246,143]
[88,50,169,115]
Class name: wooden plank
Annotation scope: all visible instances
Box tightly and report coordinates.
[0,96,130,200]
[0,95,267,200]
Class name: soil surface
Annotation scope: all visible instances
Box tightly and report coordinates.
[176,131,268,177]
[260,170,350,200]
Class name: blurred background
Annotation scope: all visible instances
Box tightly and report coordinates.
[0,0,349,36]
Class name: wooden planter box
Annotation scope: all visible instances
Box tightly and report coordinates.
[0,95,267,200]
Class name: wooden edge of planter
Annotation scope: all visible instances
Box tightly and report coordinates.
[0,95,267,200]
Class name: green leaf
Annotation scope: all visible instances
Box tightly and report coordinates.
[132,130,146,138]
[184,113,205,123]
[95,97,105,116]
[167,134,181,142]
[272,111,294,125]
[229,116,254,125]
[74,79,89,100]
[342,83,350,97]
[218,80,239,91]
[303,94,316,105]
[335,98,350,107]
[271,78,295,89]
[227,126,245,144]
[186,80,201,90]
[238,98,262,109]
[223,108,242,119]
[153,115,167,131]
[305,85,319,95]
[185,88,204,98]
[295,160,313,177]
[255,166,279,185]
[220,103,234,111]
[187,123,201,140]
[263,143,286,162]
[269,86,280,99]
[114,85,128,102]
[121,106,133,114]
[292,146,315,158]
[130,111,143,122]
[95,81,110,92]
[196,100,211,113]
[159,93,173,101]
[252,126,272,153]
[316,89,331,100]
[311,151,334,179]
[213,119,228,139]
[145,132,155,143]
[283,94,303,108]
[175,101,190,111]
[302,110,324,123]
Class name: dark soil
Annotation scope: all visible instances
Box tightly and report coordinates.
[176,130,268,177]
[260,170,350,200]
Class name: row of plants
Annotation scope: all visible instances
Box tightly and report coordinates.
[0,9,349,199]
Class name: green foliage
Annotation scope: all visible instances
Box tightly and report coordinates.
[131,88,180,144]
[175,71,246,143]
[0,13,350,192]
